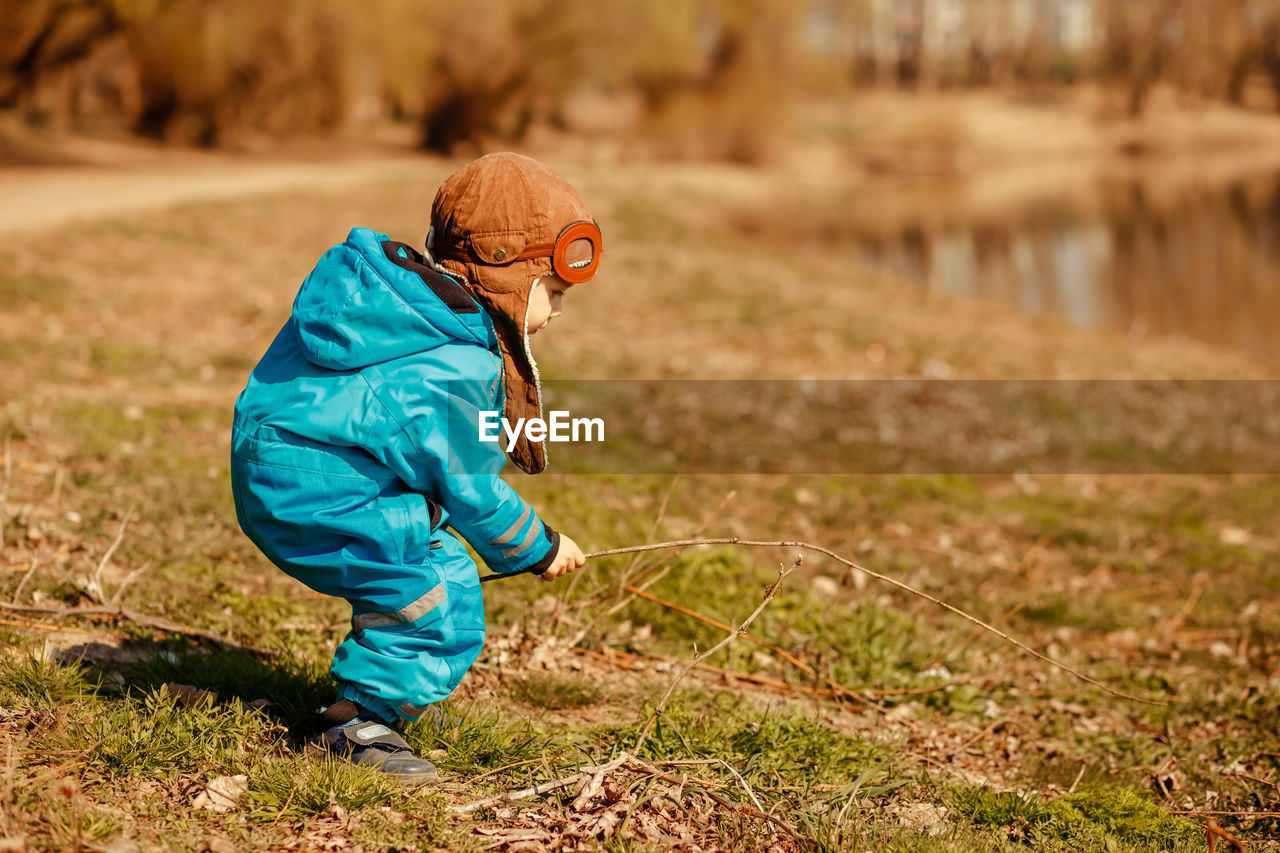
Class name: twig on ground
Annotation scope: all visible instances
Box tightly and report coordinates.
[1222,771,1278,790]
[462,756,553,786]
[1207,820,1247,852]
[1068,762,1088,794]
[634,554,800,754]
[1172,810,1280,817]
[12,556,39,604]
[0,600,274,656]
[625,756,800,839]
[0,617,59,631]
[451,752,630,816]
[957,718,1005,753]
[583,537,1166,706]
[89,506,133,605]
[707,757,772,836]
[270,783,300,828]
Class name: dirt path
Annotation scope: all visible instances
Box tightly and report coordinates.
[0,155,433,234]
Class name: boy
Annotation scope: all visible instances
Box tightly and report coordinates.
[230,153,598,783]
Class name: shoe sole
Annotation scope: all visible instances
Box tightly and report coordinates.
[305,739,440,785]
[386,769,439,786]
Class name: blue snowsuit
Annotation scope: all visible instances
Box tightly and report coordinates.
[230,228,559,723]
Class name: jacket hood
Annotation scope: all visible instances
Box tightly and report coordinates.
[293,227,491,370]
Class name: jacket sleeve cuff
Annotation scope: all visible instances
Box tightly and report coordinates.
[524,526,560,575]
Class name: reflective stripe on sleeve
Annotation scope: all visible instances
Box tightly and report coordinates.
[500,519,542,557]
[490,504,532,546]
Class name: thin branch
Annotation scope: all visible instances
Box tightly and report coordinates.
[624,756,800,840]
[1207,821,1246,852]
[12,556,39,604]
[0,600,275,656]
[706,757,772,837]
[583,538,1165,707]
[634,555,800,754]
[450,752,630,816]
[90,506,134,605]
[551,477,679,633]
[461,756,551,786]
[1170,810,1280,817]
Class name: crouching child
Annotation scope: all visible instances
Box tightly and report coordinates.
[230,153,600,783]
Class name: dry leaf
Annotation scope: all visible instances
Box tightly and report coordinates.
[192,775,248,813]
[166,683,218,708]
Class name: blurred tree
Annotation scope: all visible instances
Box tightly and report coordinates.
[0,0,119,123]
[113,0,350,145]
[10,0,1280,156]
[414,0,589,152]
[1097,0,1170,116]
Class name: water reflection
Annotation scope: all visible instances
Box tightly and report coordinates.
[856,172,1280,363]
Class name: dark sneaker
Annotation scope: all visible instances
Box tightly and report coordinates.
[310,700,439,785]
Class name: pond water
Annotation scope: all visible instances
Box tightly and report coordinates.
[853,170,1280,364]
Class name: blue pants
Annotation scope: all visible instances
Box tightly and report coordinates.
[231,447,486,724]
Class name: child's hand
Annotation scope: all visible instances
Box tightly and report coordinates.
[538,534,586,581]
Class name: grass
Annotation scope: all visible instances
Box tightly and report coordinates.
[0,157,1277,850]
[950,784,1205,851]
[506,672,606,710]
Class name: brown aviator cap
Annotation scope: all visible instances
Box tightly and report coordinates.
[429,153,602,475]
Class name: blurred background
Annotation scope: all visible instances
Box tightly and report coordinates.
[3,0,1280,363]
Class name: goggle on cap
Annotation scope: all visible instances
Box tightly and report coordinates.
[430,152,602,294]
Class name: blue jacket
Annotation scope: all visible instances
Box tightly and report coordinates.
[230,227,558,581]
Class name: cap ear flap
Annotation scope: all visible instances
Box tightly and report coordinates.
[469,232,529,266]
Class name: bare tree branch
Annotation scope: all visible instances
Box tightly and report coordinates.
[0,600,274,657]
[451,752,631,816]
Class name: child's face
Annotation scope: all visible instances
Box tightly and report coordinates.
[527,274,572,335]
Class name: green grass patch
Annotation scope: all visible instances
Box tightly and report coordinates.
[409,701,569,785]
[606,690,897,787]
[244,754,445,826]
[951,783,1203,852]
[0,652,101,708]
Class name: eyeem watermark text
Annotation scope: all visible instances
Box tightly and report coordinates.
[479,410,605,452]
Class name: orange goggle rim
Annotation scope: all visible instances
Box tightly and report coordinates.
[513,220,603,284]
